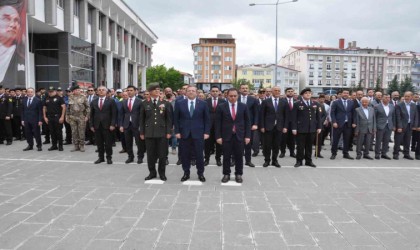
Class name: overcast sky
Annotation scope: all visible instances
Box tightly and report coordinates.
[126,0,420,74]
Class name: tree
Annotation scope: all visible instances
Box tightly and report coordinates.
[399,76,415,94]
[374,77,383,92]
[387,75,399,95]
[231,78,253,90]
[142,64,184,91]
[356,79,363,91]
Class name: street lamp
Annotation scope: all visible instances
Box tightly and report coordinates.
[249,0,298,87]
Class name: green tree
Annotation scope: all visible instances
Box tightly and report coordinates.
[356,79,363,91]
[231,78,253,90]
[374,77,383,92]
[399,76,415,94]
[387,75,399,95]
[142,64,184,91]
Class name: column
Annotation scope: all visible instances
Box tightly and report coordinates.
[120,57,128,88]
[44,0,57,26]
[101,15,109,50]
[106,51,113,89]
[58,32,71,89]
[110,22,117,53]
[141,66,147,91]
[79,0,88,40]
[133,65,139,87]
[91,9,99,44]
[63,0,74,33]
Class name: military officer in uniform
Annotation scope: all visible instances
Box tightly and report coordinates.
[140,83,173,181]
[66,85,90,152]
[43,87,66,151]
[292,88,322,168]
[0,85,13,145]
[12,88,24,140]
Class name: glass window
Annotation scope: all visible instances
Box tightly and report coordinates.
[73,0,80,17]
[57,0,64,8]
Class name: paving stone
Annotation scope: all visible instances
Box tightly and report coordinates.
[300,213,336,233]
[50,226,101,250]
[155,242,189,250]
[222,221,253,245]
[333,222,381,246]
[265,192,291,205]
[0,202,23,216]
[253,232,287,248]
[221,191,243,204]
[194,211,221,232]
[16,235,60,250]
[0,223,44,249]
[100,193,131,209]
[121,229,160,249]
[44,186,74,198]
[190,231,221,250]
[64,199,102,216]
[95,217,137,240]
[136,209,170,230]
[7,190,47,205]
[372,232,417,250]
[318,205,354,222]
[82,207,117,227]
[148,195,177,210]
[312,232,352,249]
[53,191,88,206]
[198,197,221,212]
[48,214,84,230]
[115,201,148,218]
[248,212,278,232]
[159,220,193,244]
[176,190,199,203]
[169,203,197,220]
[85,187,117,200]
[279,221,317,246]
[335,198,369,214]
[222,203,247,222]
[25,205,69,224]
[245,197,270,212]
[349,213,395,233]
[85,239,123,250]
[271,205,300,222]
[366,205,408,223]
[0,212,32,234]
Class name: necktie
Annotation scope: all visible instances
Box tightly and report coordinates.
[274,98,278,112]
[99,98,103,110]
[344,100,347,109]
[190,101,194,117]
[213,99,217,111]
[153,99,157,107]
[128,98,132,111]
[231,103,236,133]
[288,99,293,110]
[28,98,32,106]
[242,96,246,103]
[89,95,92,103]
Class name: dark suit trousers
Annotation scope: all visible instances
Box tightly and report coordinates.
[375,127,391,156]
[85,120,94,143]
[252,130,262,154]
[95,124,113,160]
[0,119,12,142]
[356,132,372,157]
[222,135,244,176]
[263,129,282,162]
[48,117,63,146]
[25,121,41,147]
[180,135,205,175]
[280,126,295,155]
[124,123,141,159]
[244,130,254,162]
[412,130,419,150]
[145,137,167,176]
[393,125,413,156]
[12,116,22,139]
[296,133,315,163]
[64,120,72,143]
[205,126,222,161]
[331,123,352,155]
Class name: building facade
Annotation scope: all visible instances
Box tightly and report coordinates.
[385,52,414,86]
[16,0,157,91]
[191,34,236,91]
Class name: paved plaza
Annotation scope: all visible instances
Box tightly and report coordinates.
[0,140,420,250]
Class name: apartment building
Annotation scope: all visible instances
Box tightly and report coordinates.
[6,0,157,90]
[191,34,236,91]
[385,52,414,85]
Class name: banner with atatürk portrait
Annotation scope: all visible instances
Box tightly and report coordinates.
[0,0,26,88]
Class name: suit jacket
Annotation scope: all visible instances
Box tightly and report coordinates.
[395,101,418,129]
[354,106,376,134]
[330,99,354,128]
[90,97,117,129]
[259,97,288,131]
[12,96,24,117]
[374,103,395,130]
[206,97,226,129]
[283,97,295,128]
[120,97,142,129]
[174,98,210,139]
[139,98,172,138]
[291,100,322,133]
[22,96,43,124]
[0,94,13,119]
[215,102,251,142]
[239,95,259,127]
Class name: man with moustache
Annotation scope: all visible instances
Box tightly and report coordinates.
[280,87,296,158]
[21,88,43,151]
[353,97,376,160]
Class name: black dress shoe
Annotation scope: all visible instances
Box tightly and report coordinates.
[58,146,63,151]
[338,146,343,150]
[343,155,354,160]
[245,162,255,168]
[230,161,235,167]
[290,153,296,158]
[166,159,169,165]
[294,162,302,168]
[216,160,222,166]
[37,147,42,151]
[416,156,420,160]
[305,162,316,168]
[204,160,209,166]
[363,155,374,160]
[112,143,116,147]
[356,155,361,160]
[48,146,58,151]
[198,175,206,182]
[221,175,230,183]
[381,155,391,160]
[349,148,354,151]
[137,158,143,164]
[279,152,285,158]
[263,161,270,167]
[181,174,190,182]
[119,149,126,154]
[393,155,399,160]
[317,155,324,158]
[252,152,258,157]
[86,141,93,145]
[403,155,414,160]
[160,175,167,181]
[235,175,243,183]
[63,141,71,145]
[272,161,281,168]
[23,146,33,151]
[107,159,113,164]
[191,160,196,166]
[43,140,50,144]
[145,175,157,180]
[330,154,336,160]
[6,141,12,145]
[94,159,105,164]
[375,155,380,160]
[176,160,182,165]
[125,158,134,164]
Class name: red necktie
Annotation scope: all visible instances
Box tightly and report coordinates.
[213,99,217,111]
[128,98,132,111]
[99,98,103,110]
[231,103,236,133]
[288,99,293,110]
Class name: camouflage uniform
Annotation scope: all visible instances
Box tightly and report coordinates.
[66,95,90,151]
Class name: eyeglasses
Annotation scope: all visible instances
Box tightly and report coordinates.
[88,89,94,91]
[228,95,238,97]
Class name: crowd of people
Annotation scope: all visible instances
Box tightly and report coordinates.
[0,84,419,184]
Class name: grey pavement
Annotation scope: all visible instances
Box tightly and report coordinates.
[0,139,420,250]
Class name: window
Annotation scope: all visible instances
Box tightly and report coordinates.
[309,55,315,61]
[309,72,314,77]
[326,80,331,85]
[224,65,232,70]
[309,64,314,69]
[88,8,92,24]
[351,57,357,62]
[242,70,247,75]
[195,74,202,80]
[211,56,220,61]
[335,65,340,71]
[212,74,220,80]
[318,71,322,77]
[344,56,348,62]
[73,0,80,17]
[318,80,322,85]
[326,72,331,78]
[194,46,202,52]
[98,14,103,30]
[335,57,340,63]
[351,73,356,78]
[204,47,209,52]
[57,0,64,8]
[309,80,314,85]
[194,56,202,61]
[326,56,332,62]
[224,74,232,80]
[266,79,271,83]
[194,65,202,70]
[224,47,233,52]
[266,70,272,75]
[352,64,356,70]
[212,65,220,70]
[224,57,232,62]
[253,71,264,76]
[318,56,323,61]
[213,46,220,52]
[326,64,331,70]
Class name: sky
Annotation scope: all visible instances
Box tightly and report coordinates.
[126,0,420,74]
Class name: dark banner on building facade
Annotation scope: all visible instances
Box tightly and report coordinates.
[0,0,26,89]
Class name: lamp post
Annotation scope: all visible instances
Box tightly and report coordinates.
[249,0,298,87]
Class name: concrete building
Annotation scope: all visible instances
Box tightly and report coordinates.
[385,51,415,86]
[18,0,157,91]
[179,71,194,85]
[411,53,420,91]
[191,34,236,91]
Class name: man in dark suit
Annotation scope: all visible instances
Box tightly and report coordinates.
[353,97,376,160]
[393,91,419,160]
[239,83,259,167]
[280,87,296,158]
[204,86,225,166]
[21,88,43,151]
[174,85,210,182]
[252,88,266,156]
[330,89,355,160]
[140,83,172,181]
[11,88,24,140]
[0,85,13,145]
[216,88,251,183]
[374,94,395,160]
[119,85,143,164]
[90,86,117,164]
[315,94,328,158]
[292,88,322,168]
[259,86,288,168]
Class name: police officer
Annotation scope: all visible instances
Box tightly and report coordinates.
[43,87,66,151]
[66,85,90,152]
[292,88,322,168]
[12,88,24,140]
[0,85,13,145]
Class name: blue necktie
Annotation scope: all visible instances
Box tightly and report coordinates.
[190,101,194,117]
[274,98,278,112]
